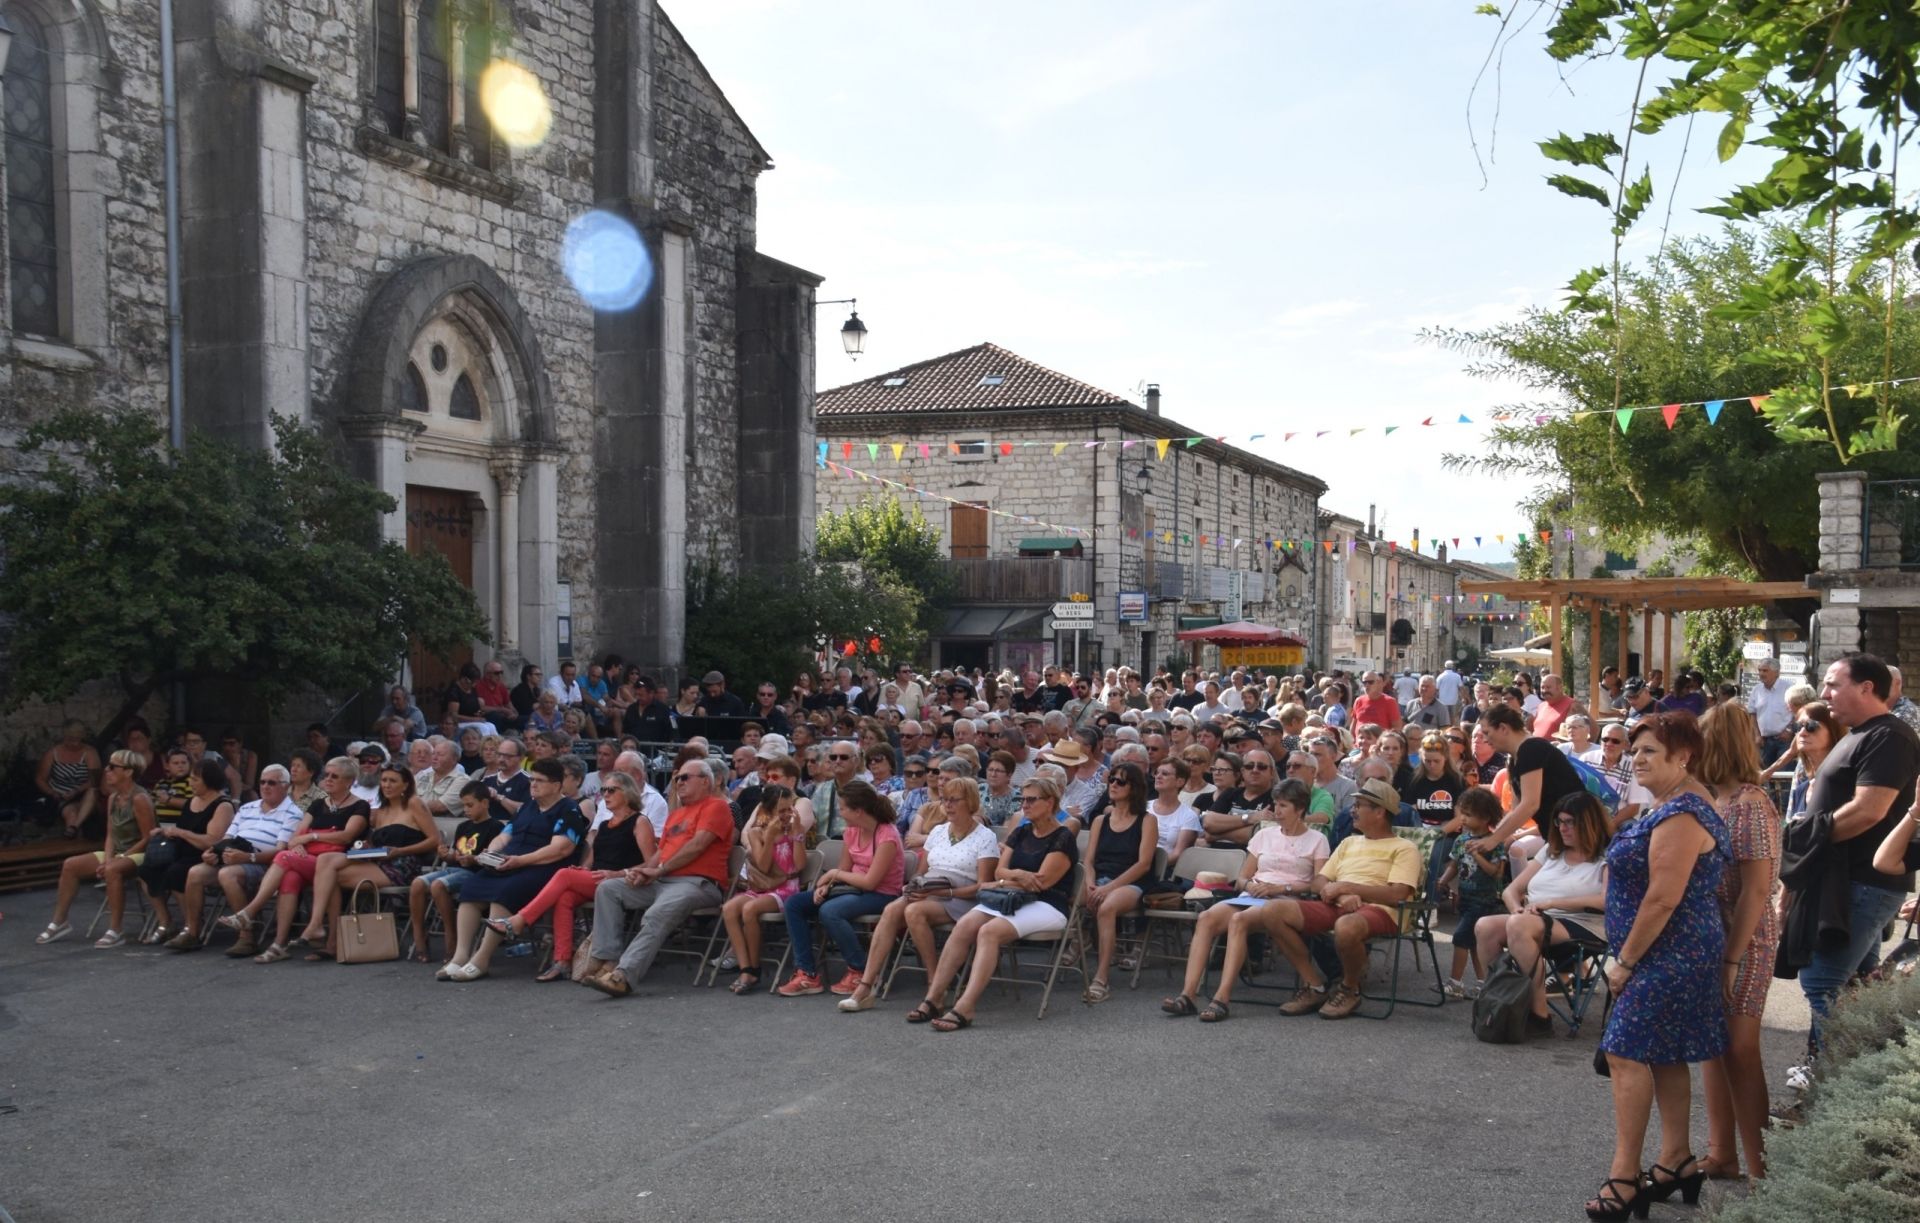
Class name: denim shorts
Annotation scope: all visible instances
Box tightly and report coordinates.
[419,866,477,896]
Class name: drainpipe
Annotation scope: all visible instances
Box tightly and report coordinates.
[161,0,184,451]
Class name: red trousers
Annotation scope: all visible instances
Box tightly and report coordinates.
[517,867,601,961]
[273,846,341,895]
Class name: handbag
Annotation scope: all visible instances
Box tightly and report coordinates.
[336,880,400,964]
[143,834,180,872]
[975,887,1033,915]
[1471,951,1533,1044]
[822,884,866,902]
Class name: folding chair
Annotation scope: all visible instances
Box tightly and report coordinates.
[86,882,153,942]
[1540,920,1612,1036]
[647,845,750,980]
[1124,846,1247,990]
[762,845,831,991]
[691,846,750,985]
[978,863,1089,1019]
[1349,827,1448,1020]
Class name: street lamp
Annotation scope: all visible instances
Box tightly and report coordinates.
[816,296,867,360]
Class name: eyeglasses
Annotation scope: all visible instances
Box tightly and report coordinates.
[904,769,928,778]
[1287,762,1313,771]
[104,762,129,772]
[1555,814,1578,825]
[1447,737,1467,746]
[1602,736,1628,745]
[260,778,287,786]
[674,773,703,783]
[1243,762,1272,771]
[1019,795,1049,805]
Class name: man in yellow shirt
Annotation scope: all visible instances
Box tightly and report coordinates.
[1270,777,1421,1019]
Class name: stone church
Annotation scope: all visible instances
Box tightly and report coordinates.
[0,0,819,733]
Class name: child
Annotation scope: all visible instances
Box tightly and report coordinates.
[718,786,804,994]
[1440,786,1507,999]
[407,782,506,964]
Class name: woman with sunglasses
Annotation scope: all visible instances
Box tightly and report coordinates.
[1079,762,1160,1003]
[1474,791,1612,1037]
[1781,701,1842,821]
[37,749,155,947]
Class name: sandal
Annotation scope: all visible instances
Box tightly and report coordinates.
[1160,993,1198,1017]
[410,947,433,964]
[143,925,175,946]
[929,1008,973,1032]
[905,999,942,1024]
[534,962,570,983]
[253,944,290,964]
[1198,997,1231,1023]
[728,972,762,995]
[302,950,334,962]
[216,912,252,933]
[483,916,518,939]
[1583,1176,1647,1220]
[34,921,72,945]
[1083,978,1112,1004]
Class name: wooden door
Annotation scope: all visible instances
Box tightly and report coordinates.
[406,486,476,715]
[951,503,988,558]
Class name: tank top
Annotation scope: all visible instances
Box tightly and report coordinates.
[176,794,228,838]
[106,788,147,855]
[48,751,92,796]
[591,814,647,872]
[1092,810,1148,878]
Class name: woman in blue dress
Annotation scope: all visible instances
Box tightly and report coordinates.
[1585,712,1729,1221]
[442,758,586,982]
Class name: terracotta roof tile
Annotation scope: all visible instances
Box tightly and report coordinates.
[816,342,1133,416]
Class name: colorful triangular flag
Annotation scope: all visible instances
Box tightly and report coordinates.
[1660,403,1682,429]
[1615,408,1633,434]
[1703,400,1723,424]
[1155,438,1171,459]
[890,442,905,460]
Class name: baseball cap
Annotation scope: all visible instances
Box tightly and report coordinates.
[1623,678,1647,696]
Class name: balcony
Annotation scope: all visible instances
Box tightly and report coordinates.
[944,556,1094,603]
[1156,562,1186,602]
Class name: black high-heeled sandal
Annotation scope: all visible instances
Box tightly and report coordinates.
[1644,1155,1705,1206]
[1584,1176,1649,1220]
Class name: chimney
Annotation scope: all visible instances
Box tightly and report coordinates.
[1145,383,1161,416]
[1367,504,1376,537]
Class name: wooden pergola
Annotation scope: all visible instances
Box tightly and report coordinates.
[1457,577,1813,714]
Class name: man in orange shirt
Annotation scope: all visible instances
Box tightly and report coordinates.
[581,758,734,997]
[1530,673,1584,740]
[1351,671,1404,732]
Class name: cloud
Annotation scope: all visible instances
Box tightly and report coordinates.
[980,4,1222,130]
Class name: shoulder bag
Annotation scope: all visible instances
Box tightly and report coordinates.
[336,879,400,964]
[1471,951,1532,1044]
[975,887,1033,915]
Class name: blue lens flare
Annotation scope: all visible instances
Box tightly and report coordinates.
[563,211,653,312]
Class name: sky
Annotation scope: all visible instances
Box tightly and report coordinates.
[666,0,1767,563]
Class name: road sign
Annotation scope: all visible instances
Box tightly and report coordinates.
[1050,602,1095,620]
[1742,641,1774,660]
[1048,618,1090,633]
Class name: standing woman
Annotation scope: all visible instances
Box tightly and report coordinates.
[1781,701,1842,821]
[1586,713,1729,1220]
[287,764,442,962]
[1079,762,1159,1003]
[912,775,1078,1031]
[139,759,235,944]
[443,758,588,981]
[36,720,101,838]
[485,770,658,982]
[1695,704,1782,1182]
[36,749,155,947]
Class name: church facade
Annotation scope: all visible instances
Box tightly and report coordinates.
[0,0,818,736]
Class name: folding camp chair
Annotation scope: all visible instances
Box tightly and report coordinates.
[645,844,749,980]
[86,881,153,942]
[1124,846,1247,990]
[1540,919,1611,1036]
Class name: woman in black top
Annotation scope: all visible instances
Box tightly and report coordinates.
[211,756,368,959]
[1080,762,1159,1004]
[138,759,235,944]
[287,765,442,961]
[915,775,1078,1031]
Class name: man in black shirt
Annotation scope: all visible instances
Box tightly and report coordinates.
[1040,666,1073,712]
[746,681,791,736]
[1796,653,1920,1047]
[621,676,675,745]
[1010,672,1048,714]
[1198,747,1280,847]
[1169,669,1205,711]
[696,670,748,719]
[1469,705,1585,868]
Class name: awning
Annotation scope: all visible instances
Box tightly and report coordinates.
[1178,616,1223,630]
[938,606,1050,639]
[1017,536,1082,555]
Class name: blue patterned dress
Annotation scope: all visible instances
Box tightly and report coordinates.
[1599,791,1731,1064]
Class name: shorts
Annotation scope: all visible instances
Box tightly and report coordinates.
[223,864,267,894]
[1544,915,1606,952]
[970,898,1068,938]
[1453,902,1502,945]
[1296,899,1398,939]
[91,851,145,865]
[419,866,477,896]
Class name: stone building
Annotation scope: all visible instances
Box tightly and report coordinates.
[814,343,1326,677]
[1808,470,1920,672]
[0,0,817,740]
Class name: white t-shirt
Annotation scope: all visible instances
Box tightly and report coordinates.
[1149,802,1202,854]
[1529,853,1606,927]
[1194,701,1233,723]
[1246,825,1330,889]
[1746,679,1792,738]
[1435,669,1463,705]
[1393,674,1420,703]
[921,821,999,883]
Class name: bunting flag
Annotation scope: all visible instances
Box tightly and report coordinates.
[824,461,1093,539]
[1155,438,1171,459]
[1704,400,1724,425]
[891,442,905,460]
[1615,408,1633,434]
[1660,404,1682,429]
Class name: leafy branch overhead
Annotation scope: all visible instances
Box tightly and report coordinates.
[1485,0,1920,462]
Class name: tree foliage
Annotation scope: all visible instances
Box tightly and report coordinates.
[0,411,489,742]
[1487,0,1920,460]
[815,497,956,648]
[684,556,924,695]
[1433,225,1920,580]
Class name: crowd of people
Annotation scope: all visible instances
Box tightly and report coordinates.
[23,650,1920,1218]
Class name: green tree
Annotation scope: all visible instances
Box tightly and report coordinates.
[815,498,956,649]
[685,556,924,695]
[1434,226,1920,580]
[0,411,489,743]
[1485,1,1920,459]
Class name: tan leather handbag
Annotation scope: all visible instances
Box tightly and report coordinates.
[337,879,400,964]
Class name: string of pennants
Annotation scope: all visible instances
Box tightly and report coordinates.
[827,456,1619,566]
[815,375,1919,459]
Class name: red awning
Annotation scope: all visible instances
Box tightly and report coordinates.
[1173,620,1307,647]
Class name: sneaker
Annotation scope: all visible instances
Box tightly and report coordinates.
[1465,981,1483,1000]
[714,952,740,972]
[1443,978,1468,999]
[1525,1012,1555,1038]
[776,970,824,997]
[828,969,865,996]
[1279,984,1328,1016]
[1784,1062,1813,1094]
[1319,983,1362,1020]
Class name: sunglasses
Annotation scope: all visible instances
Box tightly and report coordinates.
[1108,777,1131,786]
[1792,721,1820,733]
[1243,762,1272,771]
[673,773,703,783]
[904,769,928,778]
[828,754,854,762]
[1019,795,1048,805]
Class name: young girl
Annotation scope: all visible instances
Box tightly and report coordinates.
[1440,786,1508,998]
[719,785,805,994]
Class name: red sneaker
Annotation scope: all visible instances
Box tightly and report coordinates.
[776,970,823,997]
[829,969,865,996]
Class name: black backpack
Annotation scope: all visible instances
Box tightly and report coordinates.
[1472,951,1533,1044]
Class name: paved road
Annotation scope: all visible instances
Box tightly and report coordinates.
[0,888,1818,1223]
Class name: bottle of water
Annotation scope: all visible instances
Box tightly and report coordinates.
[502,940,534,958]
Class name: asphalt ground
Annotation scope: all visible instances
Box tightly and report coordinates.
[0,887,1825,1223]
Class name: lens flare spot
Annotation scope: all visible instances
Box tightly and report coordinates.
[563,211,653,312]
[478,59,553,149]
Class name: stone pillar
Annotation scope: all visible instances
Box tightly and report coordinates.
[1818,470,1867,571]
[520,447,562,668]
[490,455,522,655]
[402,0,422,139]
[449,17,471,162]
[736,251,820,571]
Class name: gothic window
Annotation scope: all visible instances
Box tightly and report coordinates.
[406,315,493,435]
[462,10,494,170]
[449,371,481,420]
[371,0,498,166]
[373,0,406,134]
[416,0,449,151]
[405,362,429,413]
[5,6,58,338]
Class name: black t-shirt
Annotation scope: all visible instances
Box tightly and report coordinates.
[1511,737,1586,835]
[442,683,484,718]
[1042,683,1072,712]
[485,770,532,806]
[1805,712,1920,890]
[1170,691,1204,711]
[1403,772,1463,827]
[459,752,487,775]
[509,682,539,718]
[700,690,748,719]
[502,796,589,863]
[449,815,505,858]
[1011,689,1048,714]
[622,698,675,745]
[1208,785,1278,825]
[1004,822,1078,912]
[307,797,370,833]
